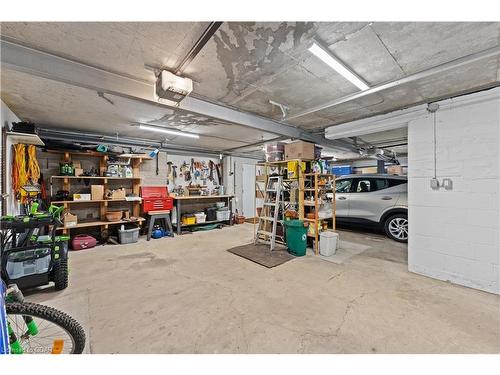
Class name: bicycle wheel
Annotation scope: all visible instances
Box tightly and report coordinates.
[6,302,86,354]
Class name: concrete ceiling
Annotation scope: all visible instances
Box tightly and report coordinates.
[1,22,499,158]
[0,69,278,151]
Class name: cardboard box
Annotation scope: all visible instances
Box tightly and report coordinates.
[74,168,83,177]
[73,160,82,168]
[63,212,78,228]
[73,193,91,201]
[91,185,104,200]
[387,165,404,175]
[284,141,315,160]
[105,188,126,200]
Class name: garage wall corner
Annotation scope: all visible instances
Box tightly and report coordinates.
[1,100,22,215]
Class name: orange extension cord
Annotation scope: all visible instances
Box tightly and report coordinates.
[27,145,40,182]
[12,144,41,201]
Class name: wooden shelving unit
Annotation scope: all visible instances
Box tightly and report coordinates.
[302,172,336,254]
[49,150,146,235]
[255,160,336,254]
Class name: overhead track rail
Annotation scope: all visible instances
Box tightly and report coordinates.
[175,22,223,74]
[37,128,264,159]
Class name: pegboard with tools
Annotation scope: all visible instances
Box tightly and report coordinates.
[165,155,223,195]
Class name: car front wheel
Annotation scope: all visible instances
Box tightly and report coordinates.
[384,214,408,243]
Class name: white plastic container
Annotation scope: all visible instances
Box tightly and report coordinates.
[118,227,140,244]
[319,231,339,256]
[194,212,206,223]
[216,209,230,221]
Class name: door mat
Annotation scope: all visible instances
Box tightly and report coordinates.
[227,243,295,268]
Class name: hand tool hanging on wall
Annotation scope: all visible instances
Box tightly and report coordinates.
[180,161,191,182]
[208,160,214,181]
[201,161,209,184]
[156,152,159,176]
[172,165,177,183]
[215,163,222,185]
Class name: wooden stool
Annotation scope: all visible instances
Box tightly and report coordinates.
[146,210,174,241]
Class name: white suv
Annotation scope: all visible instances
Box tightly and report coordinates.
[334,174,408,242]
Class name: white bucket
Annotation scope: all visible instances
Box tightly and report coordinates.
[319,231,339,257]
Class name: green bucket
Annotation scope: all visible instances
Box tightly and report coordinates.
[284,220,308,256]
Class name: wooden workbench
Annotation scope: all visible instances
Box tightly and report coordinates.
[173,195,234,235]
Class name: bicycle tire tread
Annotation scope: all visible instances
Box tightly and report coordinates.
[6,301,86,354]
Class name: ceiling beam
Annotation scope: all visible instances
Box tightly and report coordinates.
[0,38,356,152]
[286,44,500,120]
[223,136,288,152]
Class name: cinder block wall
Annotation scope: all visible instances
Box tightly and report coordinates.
[408,88,500,294]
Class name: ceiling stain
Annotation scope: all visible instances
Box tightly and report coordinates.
[151,111,232,129]
[213,22,315,101]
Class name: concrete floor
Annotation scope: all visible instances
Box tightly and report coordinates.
[27,224,500,353]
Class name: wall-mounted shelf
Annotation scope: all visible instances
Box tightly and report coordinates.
[56,218,145,231]
[43,150,152,161]
[6,131,45,146]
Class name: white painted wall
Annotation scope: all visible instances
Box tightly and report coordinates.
[408,88,500,294]
[1,100,22,215]
[224,156,259,215]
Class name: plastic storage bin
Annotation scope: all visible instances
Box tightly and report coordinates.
[194,212,206,223]
[215,202,226,209]
[182,215,196,225]
[6,247,52,280]
[319,231,338,256]
[216,209,230,221]
[118,227,140,244]
[283,220,308,256]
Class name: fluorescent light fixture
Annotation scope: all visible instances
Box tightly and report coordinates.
[139,124,199,139]
[309,42,369,91]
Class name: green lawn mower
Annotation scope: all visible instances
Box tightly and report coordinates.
[0,203,70,291]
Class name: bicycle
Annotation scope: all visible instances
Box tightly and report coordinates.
[0,280,86,354]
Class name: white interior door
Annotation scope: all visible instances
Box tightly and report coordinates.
[241,164,256,218]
